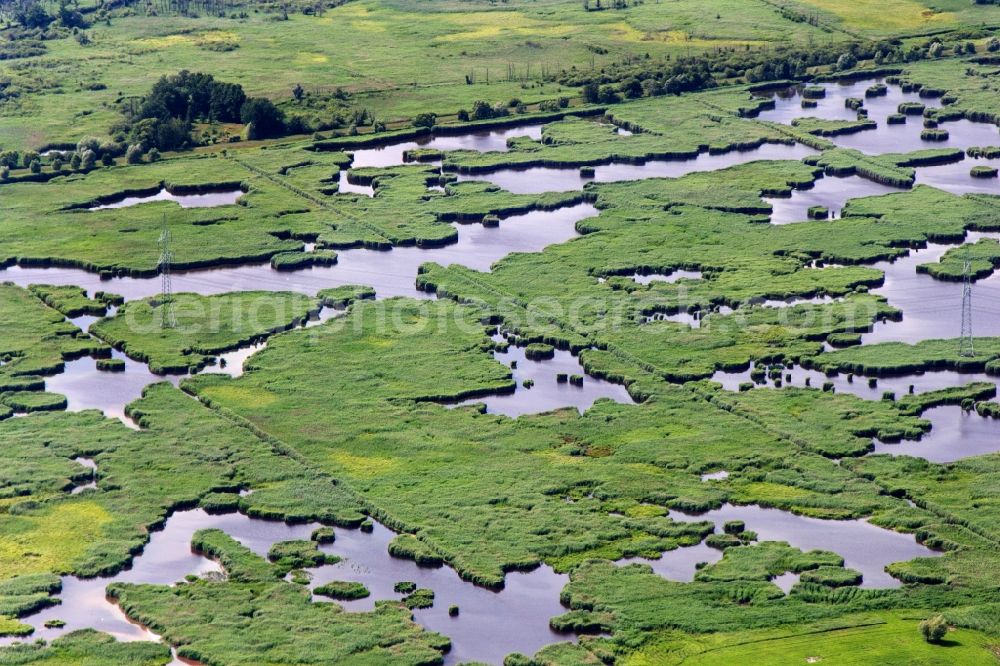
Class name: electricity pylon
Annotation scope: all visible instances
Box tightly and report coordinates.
[158,215,176,329]
[959,244,975,358]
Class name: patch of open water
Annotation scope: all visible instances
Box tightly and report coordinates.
[664,504,939,588]
[88,188,244,210]
[0,509,576,665]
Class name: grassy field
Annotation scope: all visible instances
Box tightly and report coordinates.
[4,0,1000,149]
[626,612,998,665]
[2,3,1000,664]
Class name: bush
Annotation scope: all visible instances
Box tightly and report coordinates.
[81,149,96,170]
[241,97,286,139]
[413,113,437,128]
[77,136,101,155]
[147,148,161,162]
[471,100,494,120]
[29,159,41,174]
[125,144,144,164]
[919,614,948,643]
[836,53,857,70]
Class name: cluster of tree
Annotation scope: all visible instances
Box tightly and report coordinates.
[279,87,381,135]
[560,39,931,103]
[582,0,642,9]
[456,100,512,122]
[578,56,713,104]
[8,0,88,30]
[112,70,293,151]
[0,136,129,179]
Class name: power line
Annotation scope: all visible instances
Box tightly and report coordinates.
[960,244,975,358]
[159,215,176,329]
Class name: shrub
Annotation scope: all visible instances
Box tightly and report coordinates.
[919,614,948,643]
[836,53,857,70]
[77,136,101,155]
[81,149,96,170]
[147,148,161,162]
[29,159,41,174]
[125,144,144,164]
[413,113,437,128]
[241,97,286,139]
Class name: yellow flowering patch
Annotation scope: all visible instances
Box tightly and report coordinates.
[329,450,399,479]
[0,500,111,578]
